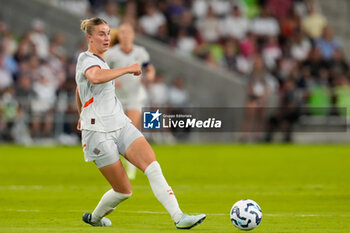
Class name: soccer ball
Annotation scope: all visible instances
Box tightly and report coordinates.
[230,199,262,231]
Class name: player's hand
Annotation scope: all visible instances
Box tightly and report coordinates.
[77,118,81,131]
[129,63,142,76]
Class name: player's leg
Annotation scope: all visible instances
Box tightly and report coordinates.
[126,109,142,129]
[83,161,132,227]
[124,109,142,179]
[123,135,206,229]
[82,133,132,227]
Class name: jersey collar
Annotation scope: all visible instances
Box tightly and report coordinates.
[86,51,106,63]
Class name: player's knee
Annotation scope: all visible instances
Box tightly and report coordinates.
[121,192,132,200]
[113,191,132,201]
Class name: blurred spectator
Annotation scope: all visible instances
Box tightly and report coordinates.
[264,79,301,142]
[329,49,349,79]
[235,32,257,74]
[249,7,280,38]
[148,73,169,108]
[220,5,250,40]
[0,42,18,76]
[122,0,138,29]
[57,58,79,136]
[221,38,237,72]
[172,9,197,40]
[30,63,57,138]
[290,29,312,62]
[97,1,120,28]
[73,39,88,61]
[273,45,296,84]
[241,0,261,19]
[47,42,66,89]
[166,0,186,26]
[15,74,35,114]
[195,6,221,43]
[0,20,7,37]
[301,47,328,79]
[0,51,13,91]
[29,19,49,59]
[262,36,282,69]
[333,74,350,117]
[301,4,327,39]
[296,66,316,101]
[307,68,331,115]
[53,0,89,15]
[265,0,292,20]
[50,32,67,59]
[241,55,277,141]
[1,30,18,56]
[192,0,208,19]
[280,8,301,39]
[210,0,232,17]
[176,28,197,56]
[0,87,18,141]
[168,76,189,107]
[14,32,36,63]
[196,42,223,68]
[139,3,167,37]
[154,24,171,45]
[315,26,341,60]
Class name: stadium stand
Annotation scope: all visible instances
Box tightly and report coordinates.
[0,0,349,144]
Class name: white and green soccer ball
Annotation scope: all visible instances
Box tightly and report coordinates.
[230,199,262,231]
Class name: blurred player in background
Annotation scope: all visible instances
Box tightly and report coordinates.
[105,23,155,179]
[76,17,205,229]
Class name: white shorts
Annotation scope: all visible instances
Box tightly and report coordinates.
[81,122,143,168]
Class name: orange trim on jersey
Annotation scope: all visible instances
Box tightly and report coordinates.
[83,144,86,149]
[83,97,94,108]
[84,65,101,76]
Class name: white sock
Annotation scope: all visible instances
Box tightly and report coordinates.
[91,189,131,222]
[144,161,183,222]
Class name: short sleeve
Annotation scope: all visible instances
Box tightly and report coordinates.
[82,56,101,76]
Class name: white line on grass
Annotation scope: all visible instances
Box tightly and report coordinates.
[5,209,40,212]
[4,209,350,217]
[116,211,350,217]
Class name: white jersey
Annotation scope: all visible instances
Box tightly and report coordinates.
[105,45,150,108]
[75,51,130,132]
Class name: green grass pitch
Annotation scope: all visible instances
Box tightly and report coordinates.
[0,144,349,233]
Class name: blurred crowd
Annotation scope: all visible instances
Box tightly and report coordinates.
[1,0,350,144]
[0,15,187,144]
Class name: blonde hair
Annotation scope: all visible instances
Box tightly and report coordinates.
[80,17,108,35]
[109,28,119,47]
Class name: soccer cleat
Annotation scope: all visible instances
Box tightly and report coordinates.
[175,214,206,230]
[82,213,112,227]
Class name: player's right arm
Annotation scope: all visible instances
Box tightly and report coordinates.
[85,63,141,84]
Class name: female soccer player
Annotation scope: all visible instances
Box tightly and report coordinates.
[76,17,206,229]
[105,23,155,179]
